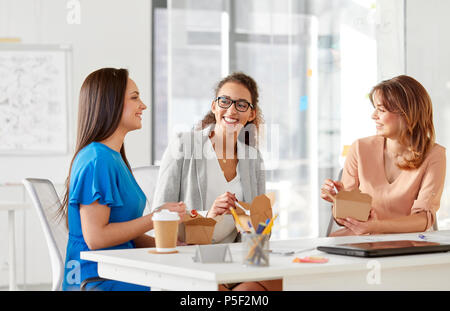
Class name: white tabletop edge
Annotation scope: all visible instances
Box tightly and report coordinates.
[81,249,220,281]
[80,230,450,284]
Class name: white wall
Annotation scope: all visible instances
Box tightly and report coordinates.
[376,0,405,80]
[406,0,450,225]
[0,0,152,287]
[339,0,404,151]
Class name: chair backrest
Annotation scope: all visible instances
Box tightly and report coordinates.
[132,165,160,214]
[433,216,439,231]
[22,178,68,291]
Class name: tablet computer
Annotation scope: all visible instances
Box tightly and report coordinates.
[317,240,450,258]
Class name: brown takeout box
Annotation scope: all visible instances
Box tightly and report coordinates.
[235,193,275,231]
[178,213,217,245]
[332,189,372,221]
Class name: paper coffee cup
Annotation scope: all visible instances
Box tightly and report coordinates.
[152,210,180,253]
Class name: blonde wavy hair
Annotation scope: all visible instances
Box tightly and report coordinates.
[369,75,435,170]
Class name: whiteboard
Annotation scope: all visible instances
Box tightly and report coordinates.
[0,44,70,154]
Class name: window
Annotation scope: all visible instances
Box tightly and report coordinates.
[152,0,378,238]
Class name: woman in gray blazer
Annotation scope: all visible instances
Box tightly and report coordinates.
[152,72,280,290]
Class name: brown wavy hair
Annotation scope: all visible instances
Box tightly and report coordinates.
[197,72,264,146]
[58,68,131,227]
[369,75,435,169]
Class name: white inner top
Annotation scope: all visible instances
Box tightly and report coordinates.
[204,138,243,243]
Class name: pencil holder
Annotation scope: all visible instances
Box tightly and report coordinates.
[242,233,270,267]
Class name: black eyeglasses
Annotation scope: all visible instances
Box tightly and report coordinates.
[215,96,254,112]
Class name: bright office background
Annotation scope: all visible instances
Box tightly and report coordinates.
[0,0,449,288]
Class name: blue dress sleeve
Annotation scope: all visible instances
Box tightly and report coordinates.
[69,159,124,208]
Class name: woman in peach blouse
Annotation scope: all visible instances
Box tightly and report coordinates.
[321,75,446,236]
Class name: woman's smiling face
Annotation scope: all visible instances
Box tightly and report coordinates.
[211,82,255,135]
[119,78,147,132]
[371,90,404,140]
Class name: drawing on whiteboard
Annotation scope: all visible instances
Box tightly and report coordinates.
[0,48,68,154]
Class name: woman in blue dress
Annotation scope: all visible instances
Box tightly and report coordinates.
[59,68,186,291]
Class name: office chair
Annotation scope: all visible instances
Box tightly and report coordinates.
[132,165,160,213]
[22,178,105,291]
[22,178,67,291]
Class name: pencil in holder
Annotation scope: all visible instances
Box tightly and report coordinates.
[242,233,270,267]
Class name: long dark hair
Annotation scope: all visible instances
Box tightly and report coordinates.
[58,68,131,226]
[197,72,264,146]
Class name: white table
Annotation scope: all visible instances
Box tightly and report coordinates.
[0,202,29,291]
[81,230,450,291]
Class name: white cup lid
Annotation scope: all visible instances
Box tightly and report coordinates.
[152,209,180,221]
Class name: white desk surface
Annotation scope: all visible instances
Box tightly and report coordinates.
[81,230,450,291]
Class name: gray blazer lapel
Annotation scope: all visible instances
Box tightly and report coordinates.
[195,157,206,209]
[195,126,212,209]
[237,141,253,202]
